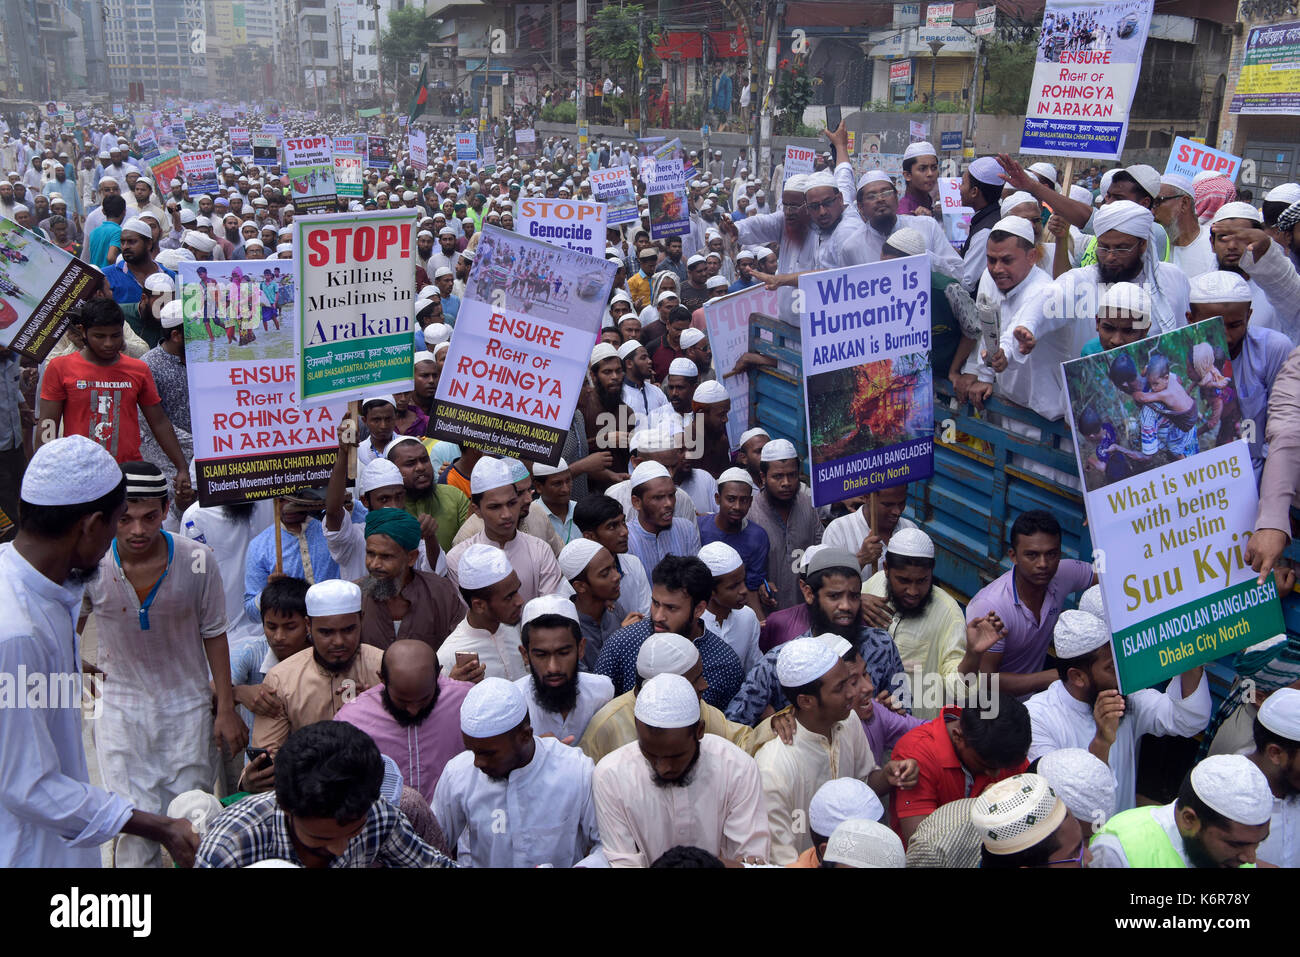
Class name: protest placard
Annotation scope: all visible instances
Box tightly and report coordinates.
[180,150,219,194]
[136,129,160,161]
[285,135,336,216]
[515,127,537,158]
[1230,20,1300,115]
[1062,319,1285,692]
[589,166,639,225]
[147,149,184,192]
[430,225,618,464]
[783,146,816,182]
[178,260,346,506]
[937,176,973,246]
[230,127,252,159]
[645,157,690,240]
[293,210,417,408]
[515,197,607,257]
[367,134,392,171]
[1020,0,1153,160]
[263,122,285,137]
[798,254,935,507]
[407,129,427,170]
[1165,136,1241,183]
[0,219,99,360]
[332,136,365,198]
[702,284,779,451]
[252,133,279,168]
[456,132,477,162]
[483,145,497,172]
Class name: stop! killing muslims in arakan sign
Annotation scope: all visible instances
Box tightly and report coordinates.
[1020,0,1154,160]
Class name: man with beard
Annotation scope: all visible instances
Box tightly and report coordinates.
[698,468,769,617]
[757,635,920,864]
[650,357,698,435]
[415,229,435,272]
[689,381,732,479]
[619,339,668,423]
[430,226,460,274]
[106,217,169,306]
[967,510,1097,699]
[357,509,465,653]
[861,529,994,720]
[596,554,743,709]
[821,484,914,582]
[515,594,615,743]
[434,676,602,867]
[439,542,526,681]
[244,580,383,795]
[653,236,687,283]
[387,435,470,555]
[559,539,625,670]
[625,460,703,574]
[747,439,823,611]
[0,437,202,866]
[578,344,633,492]
[1248,689,1300,867]
[1026,610,1210,813]
[1090,754,1274,868]
[243,489,340,624]
[334,639,472,805]
[1153,174,1214,278]
[841,169,961,276]
[720,176,816,328]
[592,672,771,867]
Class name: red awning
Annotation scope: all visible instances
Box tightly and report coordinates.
[654,32,703,59]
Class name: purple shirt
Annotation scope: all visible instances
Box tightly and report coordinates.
[965,560,1095,677]
[334,677,472,804]
[758,603,809,654]
[897,190,933,216]
[862,706,926,768]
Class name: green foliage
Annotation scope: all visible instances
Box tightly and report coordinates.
[541,101,577,123]
[775,56,816,135]
[588,4,656,77]
[380,7,438,63]
[980,41,1036,115]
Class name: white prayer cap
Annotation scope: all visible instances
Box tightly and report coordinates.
[1211,200,1263,224]
[432,265,454,279]
[738,427,769,446]
[776,635,840,687]
[1098,281,1151,317]
[634,673,701,729]
[155,248,193,270]
[699,541,743,577]
[886,527,934,559]
[636,633,700,679]
[159,299,185,329]
[1259,688,1300,741]
[735,248,756,261]
[1091,199,1153,239]
[686,254,707,268]
[1189,270,1253,304]
[999,190,1038,216]
[196,215,212,228]
[422,323,452,347]
[883,228,926,257]
[1159,173,1195,198]
[305,579,362,617]
[143,272,174,293]
[438,225,456,236]
[759,437,797,462]
[120,217,153,238]
[433,341,451,357]
[531,456,568,477]
[21,435,123,506]
[469,457,514,494]
[1189,754,1274,826]
[498,457,530,485]
[967,156,1004,186]
[814,632,854,661]
[276,243,293,253]
[804,170,836,192]
[1098,169,1116,197]
[1265,183,1300,204]
[810,778,885,836]
[166,790,224,829]
[629,460,671,492]
[558,538,604,580]
[903,141,938,162]
[521,594,580,629]
[1069,184,1093,206]
[458,542,513,590]
[360,392,397,412]
[655,290,680,305]
[417,229,434,239]
[358,458,404,495]
[705,275,729,290]
[460,676,529,738]
[693,380,728,405]
[784,173,810,194]
[617,339,643,361]
[856,170,893,193]
[823,819,906,868]
[990,216,1035,246]
[1078,584,1105,620]
[715,467,755,491]
[590,342,619,366]
[1027,161,1058,184]
[413,349,437,365]
[98,175,119,186]
[667,357,699,378]
[402,190,417,201]
[1037,748,1117,825]
[1053,609,1111,659]
[971,773,1066,854]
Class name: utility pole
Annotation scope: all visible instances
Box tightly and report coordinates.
[927,40,944,141]
[336,6,347,114]
[966,37,982,154]
[576,0,588,157]
[638,12,647,135]
[757,0,782,184]
[371,0,384,113]
[701,32,710,156]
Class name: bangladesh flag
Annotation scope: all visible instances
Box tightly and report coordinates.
[408,64,430,125]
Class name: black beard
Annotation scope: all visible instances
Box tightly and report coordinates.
[1182,831,1220,869]
[361,574,401,602]
[313,648,357,674]
[220,501,257,524]
[871,213,898,235]
[1097,259,1143,283]
[381,684,440,728]
[886,581,934,619]
[530,667,580,715]
[809,600,857,640]
[599,384,622,410]
[650,740,701,789]
[1216,261,1247,277]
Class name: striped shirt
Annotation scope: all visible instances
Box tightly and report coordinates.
[626,515,701,579]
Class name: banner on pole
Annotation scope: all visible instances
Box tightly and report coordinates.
[0,220,99,360]
[702,284,779,451]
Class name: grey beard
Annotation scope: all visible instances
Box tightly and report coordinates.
[361,574,400,601]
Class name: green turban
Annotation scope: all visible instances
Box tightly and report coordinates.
[365,508,421,551]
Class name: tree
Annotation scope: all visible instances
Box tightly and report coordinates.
[586,4,658,120]
[980,40,1035,116]
[380,7,439,101]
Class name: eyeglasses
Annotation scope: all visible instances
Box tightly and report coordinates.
[1152,194,1181,205]
[1094,243,1140,258]
[804,197,841,212]
[1032,840,1087,867]
[860,188,897,202]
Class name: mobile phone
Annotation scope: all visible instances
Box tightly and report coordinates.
[245,747,271,764]
[826,106,842,131]
[455,652,480,668]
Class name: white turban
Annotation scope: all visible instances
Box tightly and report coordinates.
[1091,199,1153,240]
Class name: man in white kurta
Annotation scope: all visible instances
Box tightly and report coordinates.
[433,677,602,867]
[1026,611,1211,813]
[437,543,527,681]
[1250,688,1300,868]
[592,673,770,866]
